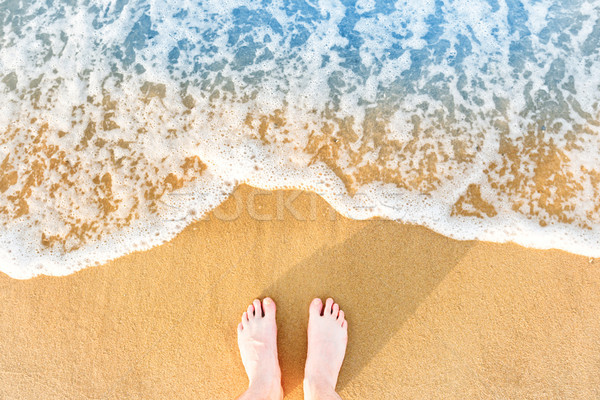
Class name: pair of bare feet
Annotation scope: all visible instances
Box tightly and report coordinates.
[236,297,348,400]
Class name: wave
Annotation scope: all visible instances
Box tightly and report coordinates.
[1,0,599,278]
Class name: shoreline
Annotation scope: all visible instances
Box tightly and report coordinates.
[3,181,597,280]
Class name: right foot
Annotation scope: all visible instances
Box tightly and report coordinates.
[237,298,283,400]
[304,298,348,396]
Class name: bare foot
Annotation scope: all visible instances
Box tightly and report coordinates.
[236,298,283,400]
[304,298,348,400]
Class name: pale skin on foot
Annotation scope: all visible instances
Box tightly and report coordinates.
[235,297,348,400]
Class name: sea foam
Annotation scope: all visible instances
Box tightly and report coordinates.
[1,0,599,278]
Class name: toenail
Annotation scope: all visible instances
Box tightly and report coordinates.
[264,298,272,305]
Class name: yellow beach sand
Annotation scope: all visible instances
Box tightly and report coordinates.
[0,184,599,399]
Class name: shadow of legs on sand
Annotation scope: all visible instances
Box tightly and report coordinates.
[262,219,474,394]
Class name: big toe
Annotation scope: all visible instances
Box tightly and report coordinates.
[262,297,276,318]
[309,298,323,316]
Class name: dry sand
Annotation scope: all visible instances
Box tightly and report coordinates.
[0,184,599,399]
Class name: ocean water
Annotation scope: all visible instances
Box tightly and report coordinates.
[1,0,599,278]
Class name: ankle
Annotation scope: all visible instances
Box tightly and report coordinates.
[246,378,283,400]
[303,376,338,400]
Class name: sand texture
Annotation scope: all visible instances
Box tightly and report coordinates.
[0,185,599,399]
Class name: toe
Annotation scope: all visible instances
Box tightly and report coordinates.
[309,298,323,316]
[342,319,348,329]
[262,297,276,318]
[324,298,334,315]
[253,299,263,317]
[247,304,255,318]
[242,312,249,327]
[332,303,340,318]
[237,322,243,333]
[337,310,345,325]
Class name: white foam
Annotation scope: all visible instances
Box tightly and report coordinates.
[1,0,600,279]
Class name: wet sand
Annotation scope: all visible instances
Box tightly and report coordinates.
[0,184,599,399]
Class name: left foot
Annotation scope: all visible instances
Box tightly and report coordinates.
[237,298,283,400]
